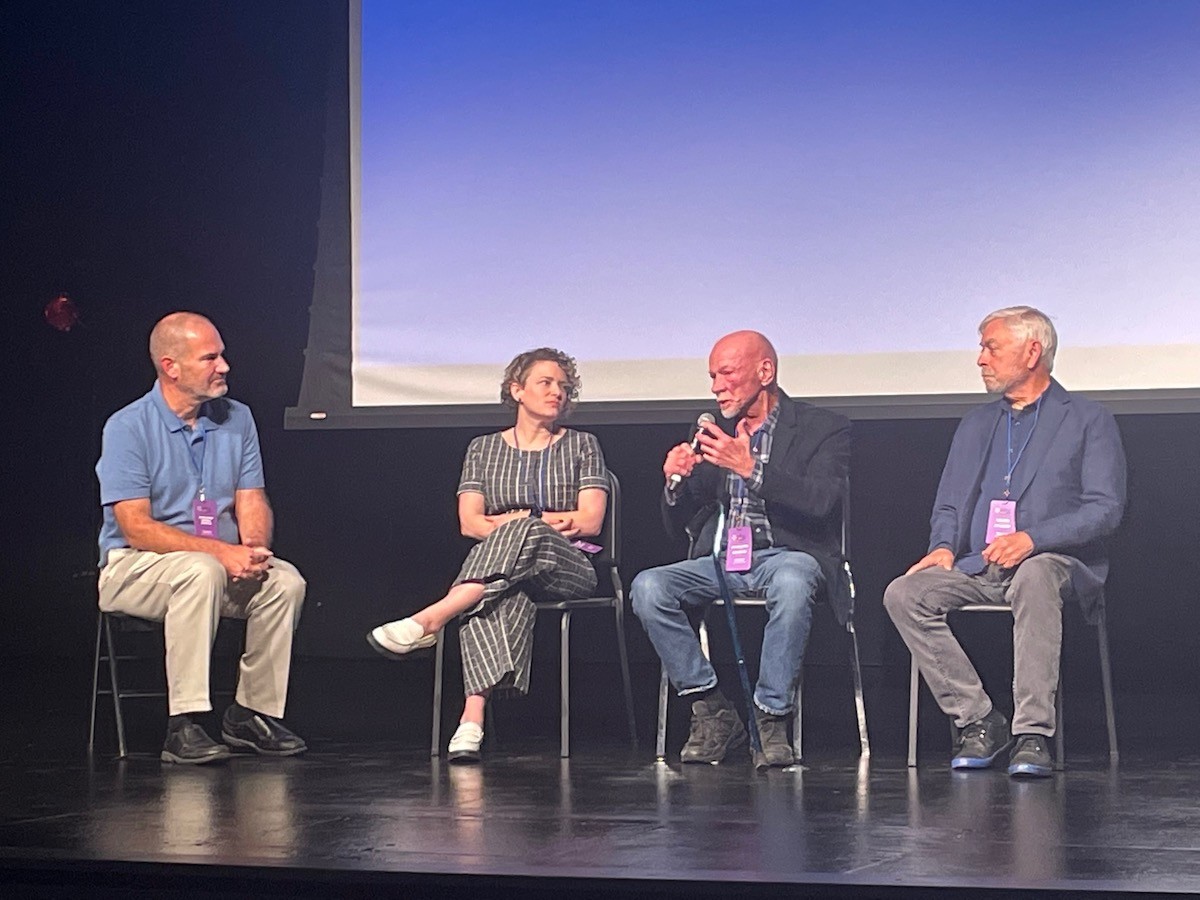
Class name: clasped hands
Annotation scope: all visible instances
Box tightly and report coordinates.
[220,543,273,582]
[486,510,581,538]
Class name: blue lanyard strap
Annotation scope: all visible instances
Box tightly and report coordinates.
[180,425,207,499]
[515,431,550,514]
[1004,397,1042,497]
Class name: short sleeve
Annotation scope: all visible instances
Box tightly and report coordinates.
[577,432,609,492]
[97,414,151,506]
[237,407,266,491]
[458,436,486,495]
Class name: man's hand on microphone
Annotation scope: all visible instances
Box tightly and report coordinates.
[697,419,754,478]
[663,443,702,486]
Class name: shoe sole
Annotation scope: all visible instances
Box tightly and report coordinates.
[221,732,308,757]
[951,739,1014,770]
[1008,762,1053,777]
[447,749,481,764]
[366,630,437,659]
[160,748,231,765]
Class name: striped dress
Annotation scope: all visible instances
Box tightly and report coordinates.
[455,428,609,697]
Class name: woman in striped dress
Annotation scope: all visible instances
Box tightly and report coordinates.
[367,348,609,762]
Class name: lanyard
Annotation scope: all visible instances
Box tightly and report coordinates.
[1004,397,1042,498]
[514,429,550,515]
[180,424,208,501]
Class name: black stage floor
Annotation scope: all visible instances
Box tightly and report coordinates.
[4,741,1200,899]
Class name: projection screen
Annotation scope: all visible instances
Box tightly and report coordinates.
[288,0,1200,428]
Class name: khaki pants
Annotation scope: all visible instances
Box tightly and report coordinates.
[98,548,306,717]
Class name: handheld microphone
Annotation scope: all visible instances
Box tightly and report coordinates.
[667,412,717,493]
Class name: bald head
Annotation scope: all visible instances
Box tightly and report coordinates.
[150,312,217,377]
[708,330,779,421]
[711,331,778,374]
[149,312,230,413]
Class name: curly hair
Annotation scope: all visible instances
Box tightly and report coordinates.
[500,347,581,415]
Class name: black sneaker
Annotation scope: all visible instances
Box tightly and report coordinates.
[161,722,231,765]
[950,709,1012,770]
[1007,733,1053,778]
[680,699,747,764]
[754,709,795,767]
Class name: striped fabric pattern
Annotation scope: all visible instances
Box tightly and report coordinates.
[458,429,609,514]
[454,428,609,697]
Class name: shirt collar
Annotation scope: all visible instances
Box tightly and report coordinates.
[149,382,221,433]
[756,400,782,437]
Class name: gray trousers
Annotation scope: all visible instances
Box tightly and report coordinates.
[98,548,306,718]
[883,554,1075,737]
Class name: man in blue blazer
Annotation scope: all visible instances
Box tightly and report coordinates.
[885,306,1126,777]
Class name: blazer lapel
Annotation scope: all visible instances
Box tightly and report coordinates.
[1008,380,1069,502]
[768,393,799,467]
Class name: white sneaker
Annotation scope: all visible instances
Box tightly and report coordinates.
[447,721,484,763]
[366,618,437,658]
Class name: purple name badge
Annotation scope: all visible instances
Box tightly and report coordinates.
[193,498,219,538]
[985,499,1017,543]
[571,540,602,554]
[725,525,753,573]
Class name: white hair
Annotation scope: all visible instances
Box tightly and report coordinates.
[979,306,1058,373]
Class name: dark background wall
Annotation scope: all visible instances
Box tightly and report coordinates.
[3,1,1198,757]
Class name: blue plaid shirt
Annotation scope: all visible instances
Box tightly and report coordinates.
[720,401,781,550]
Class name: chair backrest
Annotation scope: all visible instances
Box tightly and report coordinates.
[839,475,851,560]
[593,470,621,566]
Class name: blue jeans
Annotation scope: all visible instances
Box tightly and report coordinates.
[631,548,823,715]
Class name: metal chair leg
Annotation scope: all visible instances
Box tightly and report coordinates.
[560,610,571,758]
[612,592,638,749]
[792,674,803,761]
[103,614,128,759]
[656,665,669,761]
[89,612,103,756]
[1054,672,1065,770]
[430,630,445,758]
[1097,611,1119,765]
[907,654,919,767]
[848,620,870,758]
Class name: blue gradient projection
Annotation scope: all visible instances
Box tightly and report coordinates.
[355,0,1200,405]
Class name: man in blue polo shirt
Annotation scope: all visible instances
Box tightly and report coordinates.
[96,312,307,764]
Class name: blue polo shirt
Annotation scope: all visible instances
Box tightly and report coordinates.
[95,383,265,566]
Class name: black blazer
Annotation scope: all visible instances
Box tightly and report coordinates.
[661,391,853,623]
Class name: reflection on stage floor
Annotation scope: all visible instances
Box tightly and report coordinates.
[3,743,1200,897]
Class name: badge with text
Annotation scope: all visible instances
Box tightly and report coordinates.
[725,525,753,572]
[193,498,219,538]
[985,499,1017,544]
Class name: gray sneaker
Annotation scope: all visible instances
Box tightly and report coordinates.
[680,699,747,764]
[754,709,795,767]
[951,708,1012,769]
[1007,733,1053,777]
